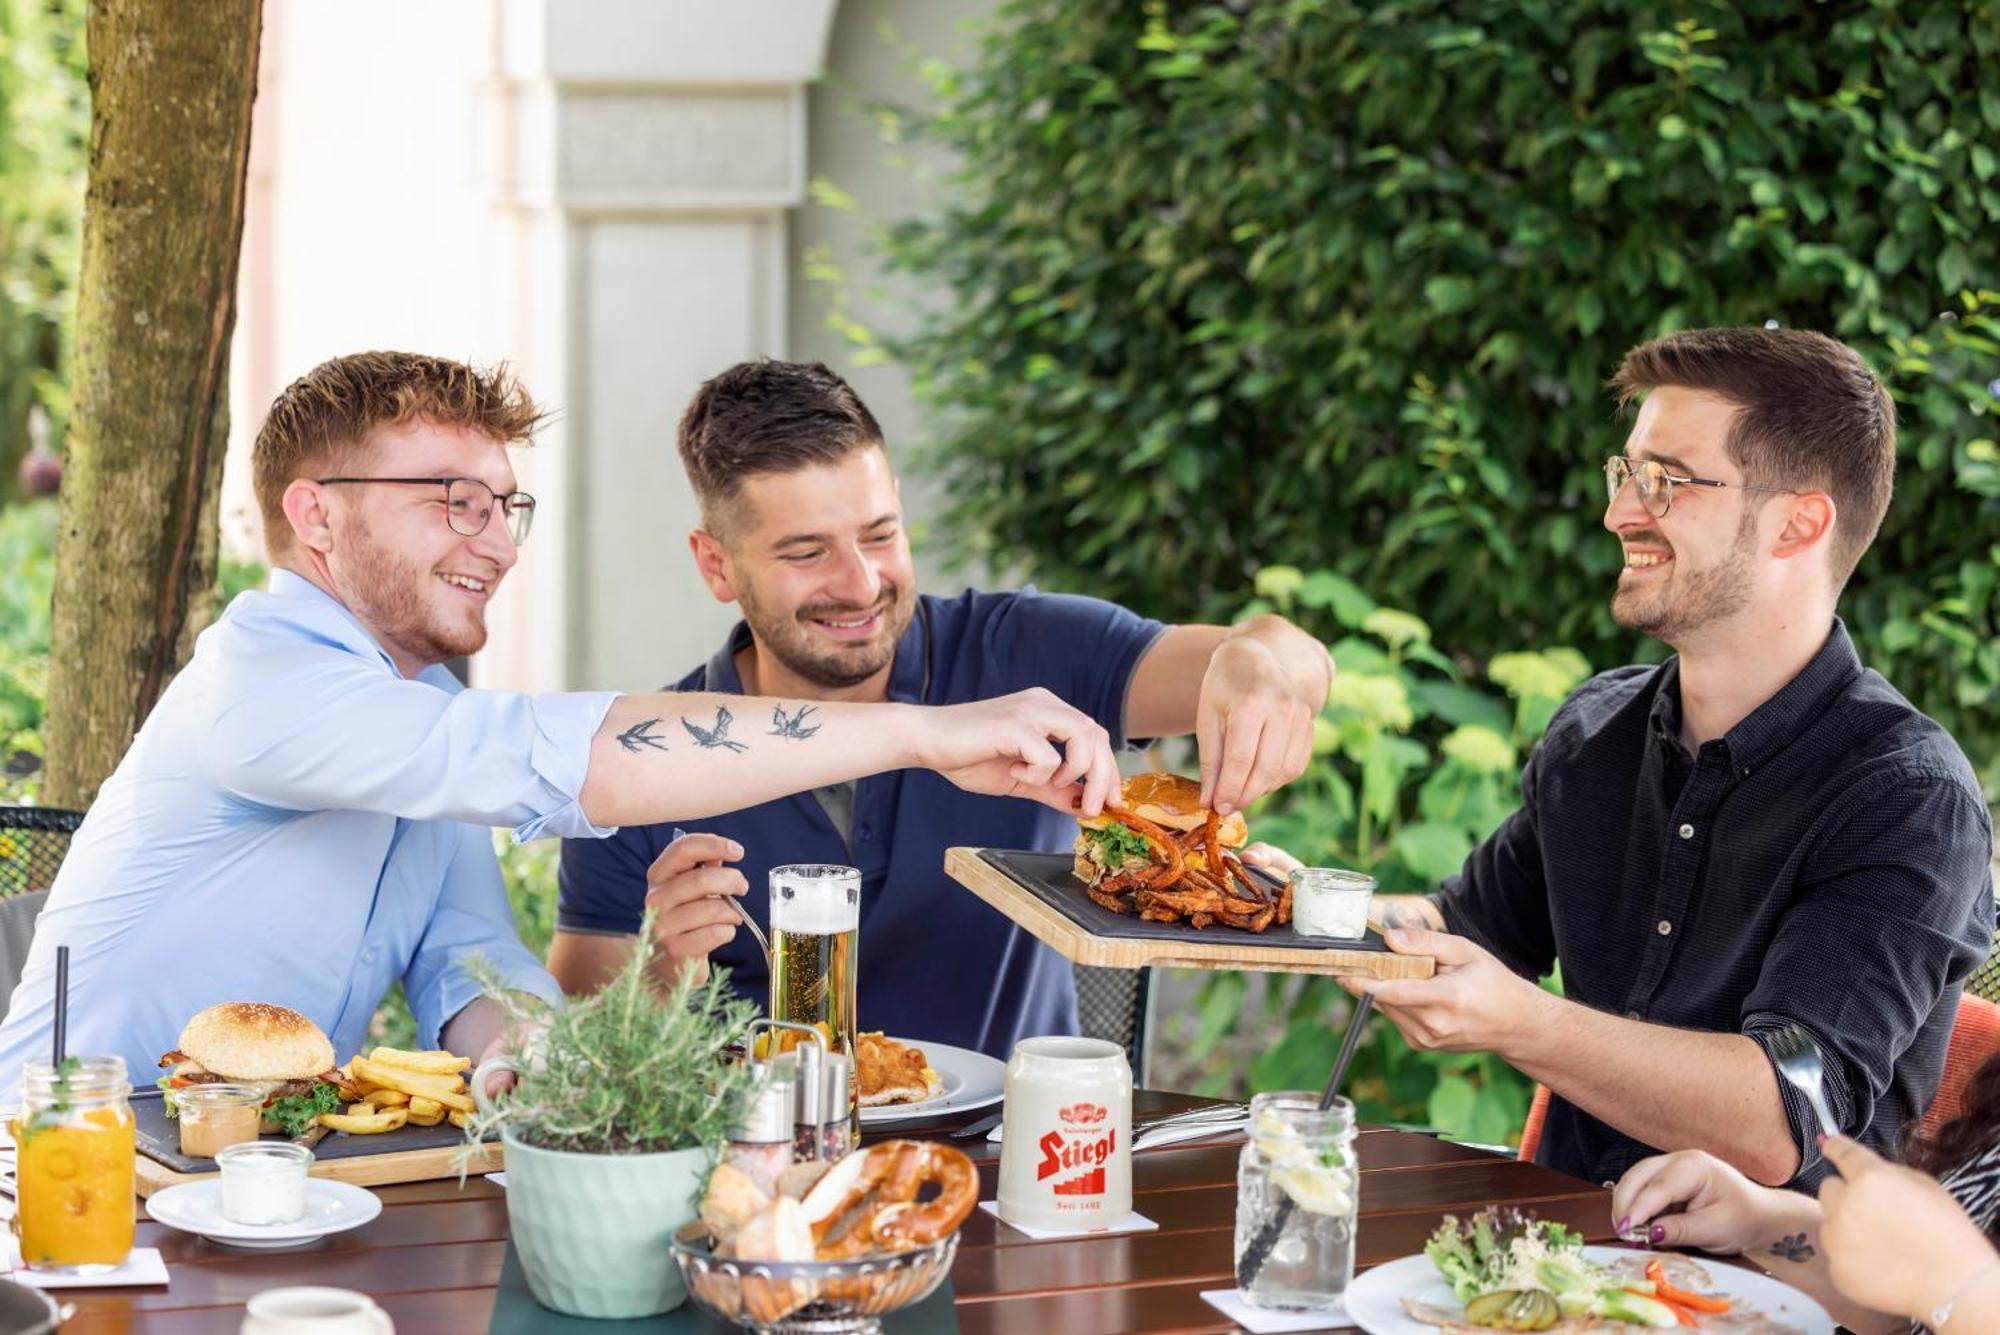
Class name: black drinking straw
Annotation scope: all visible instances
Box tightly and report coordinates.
[52,944,68,1066]
[1236,990,1375,1292]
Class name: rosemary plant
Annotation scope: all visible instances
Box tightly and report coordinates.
[461,911,760,1156]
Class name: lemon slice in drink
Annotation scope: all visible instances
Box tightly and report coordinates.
[1270,1166,1352,1217]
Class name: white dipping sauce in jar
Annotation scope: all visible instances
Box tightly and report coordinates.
[217,1140,313,1226]
[1289,868,1376,940]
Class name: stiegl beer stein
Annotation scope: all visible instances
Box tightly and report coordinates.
[997,1037,1132,1231]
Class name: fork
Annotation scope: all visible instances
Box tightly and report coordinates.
[1769,1024,1841,1161]
[673,828,771,967]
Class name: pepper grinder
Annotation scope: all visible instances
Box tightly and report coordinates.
[817,1050,856,1161]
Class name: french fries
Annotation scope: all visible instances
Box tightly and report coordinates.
[318,1107,408,1135]
[368,1046,471,1077]
[349,1056,476,1112]
[317,1048,477,1135]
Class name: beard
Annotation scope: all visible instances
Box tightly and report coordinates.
[335,520,489,669]
[1610,507,1759,645]
[738,577,916,691]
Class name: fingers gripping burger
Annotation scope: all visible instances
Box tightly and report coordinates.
[1073,772,1247,884]
[158,1002,356,1136]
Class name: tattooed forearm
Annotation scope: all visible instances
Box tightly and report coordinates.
[616,719,671,753]
[1768,1233,1815,1262]
[683,705,749,753]
[770,704,822,740]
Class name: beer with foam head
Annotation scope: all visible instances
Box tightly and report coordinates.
[768,863,861,1136]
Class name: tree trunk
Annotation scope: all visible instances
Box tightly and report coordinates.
[41,0,262,809]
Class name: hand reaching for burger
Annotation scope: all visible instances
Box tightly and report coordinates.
[1195,623,1330,816]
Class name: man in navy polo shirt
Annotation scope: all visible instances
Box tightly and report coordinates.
[551,359,1333,1056]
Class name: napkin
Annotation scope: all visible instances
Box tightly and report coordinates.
[976,1200,1158,1240]
[1199,1288,1347,1332]
[5,1245,170,1288]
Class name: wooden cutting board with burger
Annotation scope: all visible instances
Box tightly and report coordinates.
[137,1000,501,1196]
[945,772,1434,979]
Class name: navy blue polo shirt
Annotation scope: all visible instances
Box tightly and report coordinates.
[557,588,1166,1057]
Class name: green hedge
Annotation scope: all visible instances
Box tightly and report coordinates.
[871,0,2000,776]
[0,0,86,500]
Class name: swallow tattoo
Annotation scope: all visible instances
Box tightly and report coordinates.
[683,705,749,752]
[769,704,822,740]
[616,718,671,753]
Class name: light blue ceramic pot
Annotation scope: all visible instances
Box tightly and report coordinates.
[500,1128,710,1319]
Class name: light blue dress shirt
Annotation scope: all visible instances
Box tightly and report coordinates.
[0,570,619,1099]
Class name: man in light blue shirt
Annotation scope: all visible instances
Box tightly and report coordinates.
[0,352,1121,1098]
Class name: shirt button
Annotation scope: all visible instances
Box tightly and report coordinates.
[1677,823,1695,839]
[1625,1010,1642,1020]
[1656,919,1673,936]
[1602,1180,1616,1190]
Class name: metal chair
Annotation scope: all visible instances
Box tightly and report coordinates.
[1966,915,2000,1003]
[0,807,83,1025]
[0,806,84,899]
[1073,963,1151,1086]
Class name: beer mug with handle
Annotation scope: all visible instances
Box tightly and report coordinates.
[997,1037,1133,1232]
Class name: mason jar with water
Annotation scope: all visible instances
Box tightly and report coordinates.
[1234,1091,1357,1310]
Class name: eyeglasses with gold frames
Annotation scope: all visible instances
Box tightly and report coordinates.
[1602,456,1795,519]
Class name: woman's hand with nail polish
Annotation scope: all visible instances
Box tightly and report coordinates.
[1609,1150,1820,1256]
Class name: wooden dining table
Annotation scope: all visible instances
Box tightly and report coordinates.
[53,1090,1619,1333]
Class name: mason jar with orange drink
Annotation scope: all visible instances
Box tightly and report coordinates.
[10,1055,136,1273]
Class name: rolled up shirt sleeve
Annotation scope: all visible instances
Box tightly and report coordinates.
[206,639,619,842]
[405,823,565,1047]
[1740,767,1993,1183]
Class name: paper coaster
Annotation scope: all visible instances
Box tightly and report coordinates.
[1200,1287,1347,1332]
[487,1172,507,1188]
[5,1246,170,1288]
[977,1200,1158,1240]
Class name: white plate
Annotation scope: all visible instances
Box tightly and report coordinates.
[858,1039,1005,1126]
[1344,1246,1835,1335]
[144,1178,382,1249]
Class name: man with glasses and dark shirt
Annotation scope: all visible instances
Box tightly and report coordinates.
[550,359,1334,1057]
[1253,327,1993,1192]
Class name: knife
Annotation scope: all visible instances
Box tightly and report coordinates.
[949,1110,1005,1140]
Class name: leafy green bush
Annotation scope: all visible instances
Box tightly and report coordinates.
[870,0,2000,777]
[0,0,86,499]
[1162,568,1584,1143]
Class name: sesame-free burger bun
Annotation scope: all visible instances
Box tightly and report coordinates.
[1078,772,1248,844]
[176,1002,335,1081]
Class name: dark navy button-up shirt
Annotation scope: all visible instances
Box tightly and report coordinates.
[1441,619,1993,1190]
[558,588,1165,1058]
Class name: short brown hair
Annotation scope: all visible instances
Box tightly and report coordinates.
[1610,327,1896,589]
[677,359,884,537]
[253,351,544,554]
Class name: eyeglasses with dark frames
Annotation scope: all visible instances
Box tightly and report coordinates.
[316,476,536,544]
[1603,456,1795,519]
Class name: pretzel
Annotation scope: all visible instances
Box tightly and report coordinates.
[799,1140,978,1260]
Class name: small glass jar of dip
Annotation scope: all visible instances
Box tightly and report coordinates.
[217,1140,313,1226]
[175,1083,265,1160]
[1288,868,1376,940]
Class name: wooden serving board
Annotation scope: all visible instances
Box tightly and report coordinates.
[131,1090,502,1198]
[945,847,1434,980]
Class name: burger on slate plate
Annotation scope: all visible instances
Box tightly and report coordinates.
[1071,771,1289,932]
[157,1001,357,1136]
